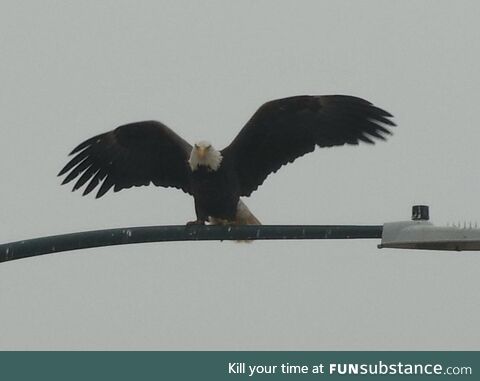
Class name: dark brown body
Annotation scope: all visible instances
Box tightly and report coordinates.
[190,165,240,222]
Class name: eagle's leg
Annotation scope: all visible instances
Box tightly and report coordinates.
[208,217,234,225]
[189,199,210,226]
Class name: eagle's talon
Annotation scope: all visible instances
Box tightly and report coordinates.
[186,220,205,226]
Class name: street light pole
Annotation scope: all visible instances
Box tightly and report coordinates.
[0,224,383,263]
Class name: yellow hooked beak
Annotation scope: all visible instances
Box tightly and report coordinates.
[197,146,207,159]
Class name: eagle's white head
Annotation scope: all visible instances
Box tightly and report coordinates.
[188,141,223,171]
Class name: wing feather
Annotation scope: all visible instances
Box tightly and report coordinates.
[59,120,193,197]
[221,95,396,196]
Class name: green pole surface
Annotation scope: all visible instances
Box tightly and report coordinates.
[0,224,383,263]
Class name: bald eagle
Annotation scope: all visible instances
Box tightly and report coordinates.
[59,95,395,225]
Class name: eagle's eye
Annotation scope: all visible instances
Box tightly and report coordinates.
[194,144,199,148]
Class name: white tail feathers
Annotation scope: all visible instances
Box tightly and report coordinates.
[235,199,261,225]
[234,199,260,243]
[207,200,260,243]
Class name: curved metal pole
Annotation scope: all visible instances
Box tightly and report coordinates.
[0,224,383,263]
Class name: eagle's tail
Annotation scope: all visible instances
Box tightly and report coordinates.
[208,200,260,242]
[235,199,261,225]
[234,199,261,243]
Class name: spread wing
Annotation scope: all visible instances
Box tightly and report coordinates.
[58,120,193,198]
[221,95,396,196]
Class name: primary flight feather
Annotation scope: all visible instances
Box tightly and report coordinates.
[59,95,395,225]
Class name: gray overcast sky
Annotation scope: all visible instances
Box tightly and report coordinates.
[1,0,479,349]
